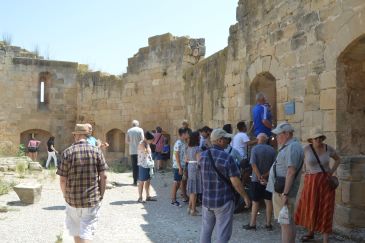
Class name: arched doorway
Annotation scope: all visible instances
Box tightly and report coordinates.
[106,129,125,153]
[250,72,277,127]
[20,129,52,153]
[337,35,365,155]
[336,34,365,228]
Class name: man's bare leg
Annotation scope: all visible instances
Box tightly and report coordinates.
[249,201,259,226]
[264,199,273,226]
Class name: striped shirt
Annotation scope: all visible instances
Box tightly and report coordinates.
[57,140,106,208]
[200,145,240,208]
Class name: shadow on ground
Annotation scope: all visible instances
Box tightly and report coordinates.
[6,201,31,207]
[43,205,66,210]
[110,200,139,206]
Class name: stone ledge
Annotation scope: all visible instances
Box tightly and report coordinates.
[12,57,78,68]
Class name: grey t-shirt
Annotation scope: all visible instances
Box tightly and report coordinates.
[127,127,144,155]
[250,144,276,182]
[304,144,336,174]
[266,138,304,198]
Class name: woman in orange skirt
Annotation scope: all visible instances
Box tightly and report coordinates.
[295,128,341,243]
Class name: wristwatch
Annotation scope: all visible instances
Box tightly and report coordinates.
[282,193,289,196]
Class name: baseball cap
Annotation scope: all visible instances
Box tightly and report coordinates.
[272,122,294,135]
[210,128,234,141]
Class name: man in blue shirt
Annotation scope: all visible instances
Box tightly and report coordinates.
[200,129,251,243]
[252,92,273,137]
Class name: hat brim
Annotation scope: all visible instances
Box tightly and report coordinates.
[272,128,282,135]
[72,131,89,135]
[307,135,326,143]
[221,134,234,139]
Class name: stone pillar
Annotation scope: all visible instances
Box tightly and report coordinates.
[335,156,365,229]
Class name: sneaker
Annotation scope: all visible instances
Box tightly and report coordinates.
[243,224,256,230]
[171,201,181,207]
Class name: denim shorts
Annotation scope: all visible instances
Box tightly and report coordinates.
[173,168,183,182]
[138,166,151,181]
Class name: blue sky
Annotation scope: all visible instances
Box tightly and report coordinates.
[1,1,237,75]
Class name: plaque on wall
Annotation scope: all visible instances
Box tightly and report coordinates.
[284,101,295,115]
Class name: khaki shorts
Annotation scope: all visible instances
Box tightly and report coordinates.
[65,202,101,240]
[272,192,295,223]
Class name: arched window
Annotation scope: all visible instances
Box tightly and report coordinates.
[38,72,51,110]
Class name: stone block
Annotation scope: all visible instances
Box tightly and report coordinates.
[277,87,288,102]
[341,180,365,207]
[13,183,42,204]
[0,165,8,172]
[320,70,336,89]
[320,88,336,110]
[335,204,365,228]
[306,75,320,95]
[29,162,43,171]
[323,110,336,132]
[304,94,320,111]
[338,156,365,181]
[291,31,307,50]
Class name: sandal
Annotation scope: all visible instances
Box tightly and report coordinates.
[265,224,273,231]
[242,224,256,230]
[171,201,181,207]
[146,196,157,201]
[182,198,189,203]
[137,198,145,203]
[190,210,201,216]
[301,234,314,242]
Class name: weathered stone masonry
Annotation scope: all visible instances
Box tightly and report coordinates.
[0,0,365,233]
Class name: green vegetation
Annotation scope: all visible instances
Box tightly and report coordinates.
[16,144,26,157]
[0,179,15,196]
[55,232,63,243]
[16,161,27,178]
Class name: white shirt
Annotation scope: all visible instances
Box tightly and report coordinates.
[127,126,144,155]
[232,132,250,159]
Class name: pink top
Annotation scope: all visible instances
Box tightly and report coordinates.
[153,133,165,153]
[28,139,40,148]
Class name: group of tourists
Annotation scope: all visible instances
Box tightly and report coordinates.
[27,135,58,168]
[52,92,341,243]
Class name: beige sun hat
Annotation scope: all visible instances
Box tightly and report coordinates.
[72,124,89,135]
[307,127,326,143]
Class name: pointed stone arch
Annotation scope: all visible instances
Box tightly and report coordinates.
[250,72,277,124]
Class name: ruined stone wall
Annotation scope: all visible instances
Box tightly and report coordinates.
[0,42,78,159]
[184,48,228,129]
[77,33,205,160]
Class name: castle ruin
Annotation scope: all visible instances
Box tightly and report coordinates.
[0,0,364,234]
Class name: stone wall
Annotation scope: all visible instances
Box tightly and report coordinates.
[0,42,78,159]
[0,0,364,232]
[77,33,205,161]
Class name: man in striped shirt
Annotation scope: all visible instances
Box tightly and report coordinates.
[200,128,251,243]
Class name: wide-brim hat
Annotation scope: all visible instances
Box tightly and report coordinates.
[210,128,234,141]
[72,124,89,135]
[307,127,326,143]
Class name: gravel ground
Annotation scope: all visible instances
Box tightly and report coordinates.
[0,171,355,243]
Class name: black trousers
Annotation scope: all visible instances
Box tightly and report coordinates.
[131,154,138,184]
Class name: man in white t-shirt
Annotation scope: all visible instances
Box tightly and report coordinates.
[232,121,250,159]
[126,120,144,186]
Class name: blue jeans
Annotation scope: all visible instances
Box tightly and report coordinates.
[200,200,235,243]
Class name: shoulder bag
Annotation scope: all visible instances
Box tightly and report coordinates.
[309,144,339,190]
[150,134,162,153]
[273,145,303,194]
